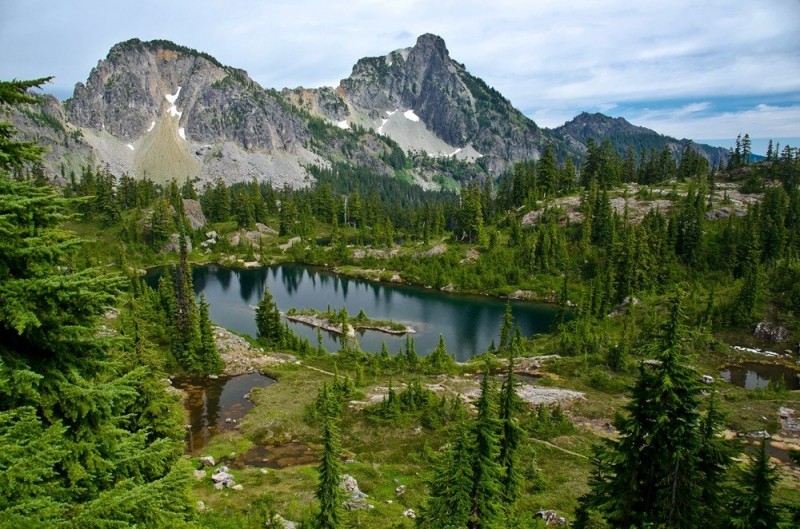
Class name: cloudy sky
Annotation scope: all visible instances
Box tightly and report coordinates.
[2,0,798,150]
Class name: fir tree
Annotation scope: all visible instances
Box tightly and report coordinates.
[255,283,283,347]
[469,357,504,528]
[0,78,193,525]
[498,338,525,508]
[497,304,513,353]
[729,441,782,529]
[197,293,223,373]
[575,292,731,529]
[315,390,344,529]
[419,422,475,529]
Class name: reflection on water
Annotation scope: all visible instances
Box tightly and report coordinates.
[172,372,275,452]
[719,362,800,390]
[147,264,559,361]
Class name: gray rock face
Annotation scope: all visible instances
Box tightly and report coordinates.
[68,39,308,152]
[753,321,790,343]
[338,33,548,172]
[182,199,206,230]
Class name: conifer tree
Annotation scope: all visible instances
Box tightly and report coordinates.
[425,334,456,374]
[469,357,504,528]
[0,78,193,525]
[498,302,514,353]
[498,336,525,508]
[575,292,730,529]
[197,293,223,373]
[419,422,475,529]
[316,389,343,529]
[729,441,781,529]
[255,283,283,347]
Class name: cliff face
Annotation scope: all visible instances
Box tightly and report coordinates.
[324,34,551,173]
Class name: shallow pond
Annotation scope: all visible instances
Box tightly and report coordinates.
[172,372,276,452]
[719,362,800,390]
[229,442,318,469]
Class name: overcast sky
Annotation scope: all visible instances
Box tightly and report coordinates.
[2,0,798,149]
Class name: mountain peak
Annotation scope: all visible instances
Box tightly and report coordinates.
[414,33,449,57]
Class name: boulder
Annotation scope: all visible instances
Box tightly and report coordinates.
[753,321,790,343]
[701,375,714,385]
[534,510,568,526]
[182,199,207,230]
[267,515,297,529]
[199,455,216,467]
[403,509,416,519]
[340,474,369,510]
[193,470,207,480]
[162,233,192,253]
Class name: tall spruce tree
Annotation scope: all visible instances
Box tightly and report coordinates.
[315,389,344,529]
[498,335,525,508]
[197,293,223,373]
[255,283,283,347]
[729,441,782,529]
[469,357,504,528]
[419,422,475,529]
[574,292,731,529]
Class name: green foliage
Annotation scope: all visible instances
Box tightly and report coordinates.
[728,441,782,529]
[315,389,344,529]
[0,81,193,525]
[574,293,733,529]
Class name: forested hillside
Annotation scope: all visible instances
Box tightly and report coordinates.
[3,77,799,528]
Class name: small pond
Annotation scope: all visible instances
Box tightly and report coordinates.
[229,442,318,469]
[172,372,276,452]
[719,362,800,391]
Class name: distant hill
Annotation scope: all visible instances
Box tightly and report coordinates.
[550,112,729,167]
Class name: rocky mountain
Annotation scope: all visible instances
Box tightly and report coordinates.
[284,34,555,174]
[552,112,728,166]
[9,34,728,187]
[12,39,406,187]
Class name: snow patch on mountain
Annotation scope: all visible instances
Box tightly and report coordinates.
[404,109,420,122]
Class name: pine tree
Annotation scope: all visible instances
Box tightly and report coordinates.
[498,339,525,508]
[255,283,283,347]
[419,422,475,529]
[316,390,344,529]
[469,357,504,528]
[197,293,223,373]
[575,292,730,529]
[498,302,514,353]
[425,334,456,374]
[172,226,199,370]
[0,78,193,525]
[729,441,781,529]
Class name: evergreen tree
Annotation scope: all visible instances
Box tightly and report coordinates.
[315,390,343,529]
[0,78,193,525]
[498,338,525,508]
[425,334,456,374]
[255,283,283,347]
[498,302,514,353]
[729,441,781,529]
[469,358,504,528]
[171,227,199,370]
[197,293,223,373]
[419,422,475,529]
[575,293,730,529]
